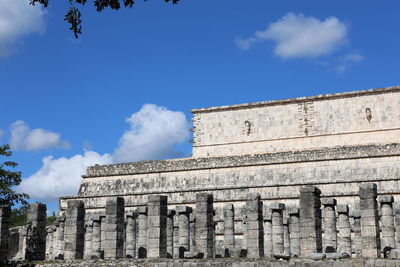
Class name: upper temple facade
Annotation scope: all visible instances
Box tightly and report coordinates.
[191,86,400,157]
[59,86,400,214]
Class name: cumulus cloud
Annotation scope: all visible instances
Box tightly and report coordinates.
[17,104,191,201]
[0,0,45,56]
[113,104,191,162]
[236,13,348,59]
[9,120,71,151]
[17,151,113,201]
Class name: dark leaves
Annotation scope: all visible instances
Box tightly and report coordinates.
[94,0,121,12]
[64,6,82,38]
[0,145,29,207]
[124,0,135,8]
[29,0,49,7]
[31,1,182,38]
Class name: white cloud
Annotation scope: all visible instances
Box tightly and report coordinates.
[113,104,191,162]
[0,130,4,142]
[17,104,191,201]
[0,0,45,56]
[17,151,113,201]
[334,52,364,73]
[236,13,348,59]
[9,120,71,151]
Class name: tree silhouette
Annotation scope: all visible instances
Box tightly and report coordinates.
[29,0,181,38]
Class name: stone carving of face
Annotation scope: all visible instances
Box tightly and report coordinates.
[244,121,251,136]
[365,108,372,122]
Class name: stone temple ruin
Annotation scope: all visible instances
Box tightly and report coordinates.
[2,86,400,266]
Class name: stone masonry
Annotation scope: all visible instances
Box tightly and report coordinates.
[25,203,47,261]
[3,86,400,265]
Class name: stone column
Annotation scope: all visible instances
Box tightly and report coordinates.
[394,203,400,250]
[379,195,395,253]
[100,212,106,258]
[13,226,25,260]
[288,207,300,257]
[83,221,93,260]
[64,200,85,260]
[351,209,362,257]
[359,183,380,258]
[45,226,55,260]
[195,193,214,258]
[25,203,47,261]
[125,211,136,258]
[91,214,102,259]
[166,210,175,258]
[173,213,179,259]
[283,213,290,255]
[299,186,322,257]
[245,193,264,258]
[337,204,351,256]
[137,207,148,258]
[147,195,168,258]
[263,206,272,258]
[104,197,125,259]
[0,207,11,264]
[176,206,191,258]
[189,213,196,253]
[223,204,235,257]
[270,202,285,255]
[55,215,66,260]
[321,198,337,253]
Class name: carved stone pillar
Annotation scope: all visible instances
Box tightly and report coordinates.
[166,210,175,258]
[223,204,235,257]
[91,214,102,259]
[288,207,300,257]
[136,207,148,258]
[359,183,380,258]
[25,203,47,261]
[176,206,191,258]
[270,202,285,255]
[263,206,272,257]
[147,195,168,258]
[104,197,125,259]
[299,186,322,257]
[195,193,214,258]
[321,198,337,253]
[337,204,351,256]
[379,195,395,252]
[173,213,179,259]
[245,193,264,258]
[125,211,137,258]
[83,221,93,260]
[64,200,85,260]
[0,207,11,264]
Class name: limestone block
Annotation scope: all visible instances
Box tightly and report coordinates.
[64,200,85,260]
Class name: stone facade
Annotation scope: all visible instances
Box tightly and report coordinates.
[3,86,400,265]
[191,86,400,157]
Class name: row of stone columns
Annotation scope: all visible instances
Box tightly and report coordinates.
[4,183,400,262]
[40,184,400,261]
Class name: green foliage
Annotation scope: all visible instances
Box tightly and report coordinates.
[30,0,181,38]
[0,144,29,207]
[10,205,28,227]
[46,211,57,225]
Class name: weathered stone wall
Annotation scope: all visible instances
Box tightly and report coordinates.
[9,183,400,264]
[60,144,400,214]
[191,86,400,157]
[13,258,400,267]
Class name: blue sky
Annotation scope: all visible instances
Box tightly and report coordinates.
[0,0,399,213]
